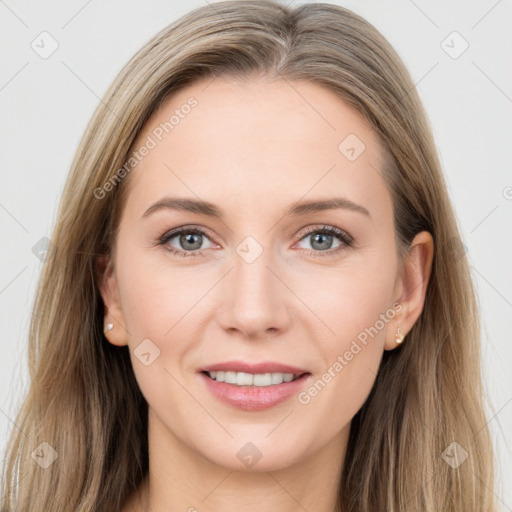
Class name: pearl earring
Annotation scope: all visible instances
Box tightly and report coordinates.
[395,327,404,344]
[104,322,114,335]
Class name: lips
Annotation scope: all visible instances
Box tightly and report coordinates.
[197,360,311,411]
[198,360,308,375]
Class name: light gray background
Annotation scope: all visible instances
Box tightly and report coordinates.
[1,0,511,508]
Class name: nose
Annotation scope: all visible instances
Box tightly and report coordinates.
[216,244,291,339]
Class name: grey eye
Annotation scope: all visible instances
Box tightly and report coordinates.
[298,232,342,251]
[167,231,214,252]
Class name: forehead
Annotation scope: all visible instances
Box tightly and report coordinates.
[123,77,390,223]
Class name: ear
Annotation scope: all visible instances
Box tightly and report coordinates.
[384,231,434,350]
[96,254,129,347]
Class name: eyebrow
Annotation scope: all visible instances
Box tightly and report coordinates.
[141,196,370,219]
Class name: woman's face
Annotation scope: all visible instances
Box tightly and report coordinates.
[101,76,406,472]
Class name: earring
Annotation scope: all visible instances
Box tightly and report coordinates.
[395,327,404,344]
[104,322,114,335]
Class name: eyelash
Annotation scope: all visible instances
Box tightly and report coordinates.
[156,225,354,259]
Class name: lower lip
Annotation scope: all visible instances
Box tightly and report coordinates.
[199,372,311,411]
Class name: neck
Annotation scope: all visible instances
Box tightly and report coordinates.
[125,408,348,512]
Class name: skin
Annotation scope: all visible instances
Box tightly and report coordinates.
[98,76,433,512]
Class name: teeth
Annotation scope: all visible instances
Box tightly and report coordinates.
[206,371,299,386]
[237,372,253,386]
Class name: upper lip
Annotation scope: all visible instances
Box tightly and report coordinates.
[199,361,309,375]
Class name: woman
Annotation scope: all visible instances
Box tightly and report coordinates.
[1,1,495,511]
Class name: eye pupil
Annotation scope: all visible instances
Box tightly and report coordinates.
[311,233,333,250]
[180,232,202,250]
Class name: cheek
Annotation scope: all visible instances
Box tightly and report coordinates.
[115,252,202,415]
[114,242,224,397]
[294,253,397,419]
[300,252,397,347]
[116,242,206,339]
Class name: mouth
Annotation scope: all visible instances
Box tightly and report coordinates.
[201,370,307,386]
[197,361,312,411]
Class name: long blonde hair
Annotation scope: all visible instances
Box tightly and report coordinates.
[1,1,495,510]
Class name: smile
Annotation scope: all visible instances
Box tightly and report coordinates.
[199,370,311,411]
[204,370,304,386]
